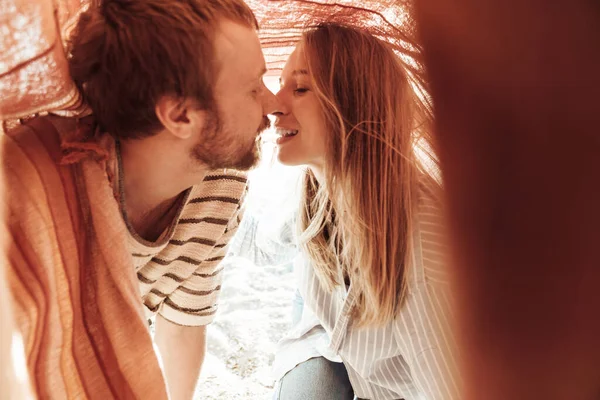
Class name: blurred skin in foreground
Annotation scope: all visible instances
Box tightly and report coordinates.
[416,0,600,399]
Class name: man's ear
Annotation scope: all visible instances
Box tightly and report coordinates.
[155,96,204,139]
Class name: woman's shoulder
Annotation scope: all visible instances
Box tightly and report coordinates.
[414,173,445,232]
[413,173,451,286]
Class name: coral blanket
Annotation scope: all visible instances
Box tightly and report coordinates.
[2,116,168,399]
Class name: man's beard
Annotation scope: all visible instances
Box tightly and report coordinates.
[192,111,270,170]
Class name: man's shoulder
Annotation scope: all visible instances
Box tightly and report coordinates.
[1,118,73,229]
[2,118,63,183]
[182,169,249,228]
[4,115,58,144]
[1,115,110,213]
[203,169,249,184]
[195,169,249,201]
[2,115,82,163]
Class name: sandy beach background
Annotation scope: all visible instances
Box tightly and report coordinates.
[196,255,295,399]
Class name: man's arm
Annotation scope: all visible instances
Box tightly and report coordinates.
[152,174,247,399]
[155,315,206,400]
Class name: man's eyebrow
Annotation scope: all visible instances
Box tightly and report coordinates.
[279,69,309,85]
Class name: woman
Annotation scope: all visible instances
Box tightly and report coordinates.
[269,23,459,400]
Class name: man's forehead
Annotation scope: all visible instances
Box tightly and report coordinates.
[213,19,265,83]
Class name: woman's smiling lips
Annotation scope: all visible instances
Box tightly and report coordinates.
[275,128,299,145]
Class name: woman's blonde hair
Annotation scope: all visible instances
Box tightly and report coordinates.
[298,22,438,327]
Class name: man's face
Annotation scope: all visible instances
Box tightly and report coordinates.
[192,19,278,170]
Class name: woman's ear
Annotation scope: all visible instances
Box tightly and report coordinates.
[155,96,205,139]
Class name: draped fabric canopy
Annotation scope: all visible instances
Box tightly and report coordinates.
[252,0,419,74]
[0,0,87,120]
[0,0,418,121]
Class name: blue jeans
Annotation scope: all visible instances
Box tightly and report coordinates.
[273,356,355,400]
[274,291,357,399]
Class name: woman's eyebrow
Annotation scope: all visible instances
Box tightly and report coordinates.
[279,69,309,86]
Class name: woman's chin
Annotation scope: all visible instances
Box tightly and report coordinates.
[276,150,304,167]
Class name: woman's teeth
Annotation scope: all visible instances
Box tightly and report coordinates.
[277,129,299,137]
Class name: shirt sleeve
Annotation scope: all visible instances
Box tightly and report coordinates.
[418,180,452,286]
[228,211,298,266]
[155,245,226,326]
[157,175,248,326]
[392,284,461,400]
[392,182,460,399]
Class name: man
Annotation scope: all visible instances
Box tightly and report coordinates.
[2,0,277,399]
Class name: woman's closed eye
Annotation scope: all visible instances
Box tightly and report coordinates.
[293,87,309,96]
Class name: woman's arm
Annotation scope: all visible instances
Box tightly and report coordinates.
[393,283,461,400]
[228,212,298,266]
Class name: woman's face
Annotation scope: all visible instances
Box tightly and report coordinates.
[274,44,327,169]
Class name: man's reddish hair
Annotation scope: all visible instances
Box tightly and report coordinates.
[68,0,258,139]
